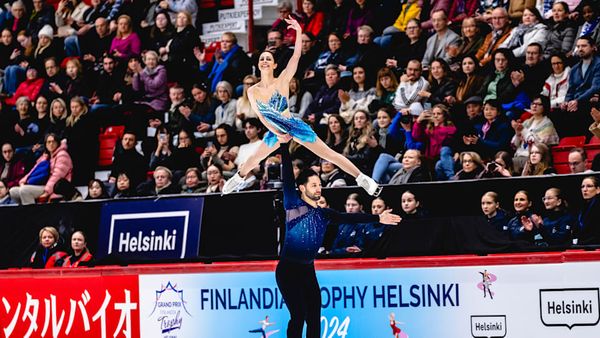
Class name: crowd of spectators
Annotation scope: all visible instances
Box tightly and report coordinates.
[1,0,600,206]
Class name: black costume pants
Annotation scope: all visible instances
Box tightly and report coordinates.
[275,259,321,338]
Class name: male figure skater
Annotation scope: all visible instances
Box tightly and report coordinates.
[277,142,400,337]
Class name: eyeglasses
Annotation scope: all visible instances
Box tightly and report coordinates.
[463,159,474,164]
[406,26,419,30]
[569,161,582,166]
[551,61,563,66]
[530,102,542,107]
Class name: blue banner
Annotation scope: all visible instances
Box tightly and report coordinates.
[97,197,204,260]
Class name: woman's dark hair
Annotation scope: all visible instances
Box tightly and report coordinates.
[495,150,514,173]
[583,176,600,187]
[524,6,544,23]
[492,48,515,71]
[553,1,570,14]
[150,10,174,39]
[86,179,108,200]
[428,58,450,83]
[460,53,481,75]
[531,94,551,116]
[215,123,237,147]
[53,178,82,201]
[177,127,195,145]
[484,99,503,113]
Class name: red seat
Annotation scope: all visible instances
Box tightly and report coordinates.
[554,163,571,175]
[98,134,118,167]
[557,135,586,147]
[103,125,125,138]
[203,41,221,65]
[551,146,575,164]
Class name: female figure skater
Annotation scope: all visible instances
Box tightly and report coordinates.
[222,17,381,196]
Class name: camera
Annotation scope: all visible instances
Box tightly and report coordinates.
[486,161,498,171]
[400,114,412,124]
[267,40,276,47]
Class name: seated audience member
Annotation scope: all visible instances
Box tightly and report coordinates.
[338,25,384,79]
[10,133,72,205]
[371,67,398,110]
[181,167,203,193]
[542,53,570,112]
[137,166,179,196]
[468,99,513,161]
[338,65,376,123]
[29,226,67,268]
[482,49,522,107]
[421,9,461,70]
[388,149,431,185]
[1,143,27,188]
[320,158,347,187]
[200,124,238,178]
[453,18,484,67]
[288,76,313,119]
[392,59,429,117]
[577,176,600,245]
[64,96,97,186]
[260,155,282,190]
[400,190,427,219]
[343,110,379,174]
[412,104,456,160]
[150,128,199,178]
[203,163,225,193]
[568,148,593,174]
[481,191,511,234]
[522,142,556,176]
[305,64,342,124]
[507,190,536,242]
[561,36,600,135]
[384,19,427,72]
[109,131,147,188]
[235,118,263,172]
[476,7,513,68]
[52,178,84,201]
[523,188,574,246]
[571,2,600,53]
[421,59,458,107]
[420,0,451,31]
[375,0,421,48]
[451,151,484,180]
[198,32,252,92]
[374,106,405,155]
[543,2,576,59]
[452,96,484,154]
[131,50,169,113]
[62,231,94,267]
[90,54,124,113]
[198,81,237,138]
[329,193,367,255]
[500,7,548,59]
[344,0,374,40]
[324,114,348,154]
[4,66,45,106]
[0,179,15,205]
[47,98,68,138]
[112,172,135,198]
[271,1,302,46]
[511,95,559,172]
[480,150,515,178]
[7,96,43,150]
[513,43,550,100]
[110,15,141,64]
[455,57,485,106]
[85,178,109,200]
[178,82,217,132]
[298,0,325,39]
[164,10,200,88]
[305,33,347,87]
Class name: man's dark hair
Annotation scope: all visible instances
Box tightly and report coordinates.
[527,42,543,54]
[296,169,319,187]
[577,35,596,46]
[123,130,137,140]
[244,117,264,131]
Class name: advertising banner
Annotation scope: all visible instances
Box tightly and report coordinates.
[0,275,140,338]
[138,262,600,338]
[97,198,204,261]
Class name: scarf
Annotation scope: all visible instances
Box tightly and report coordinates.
[506,23,537,48]
[581,17,600,37]
[378,127,388,149]
[208,44,240,93]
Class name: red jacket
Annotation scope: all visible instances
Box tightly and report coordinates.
[1,158,27,188]
[20,141,73,196]
[412,121,457,159]
[5,78,45,106]
[62,250,93,267]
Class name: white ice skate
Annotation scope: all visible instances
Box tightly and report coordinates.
[356,173,382,197]
[222,172,245,194]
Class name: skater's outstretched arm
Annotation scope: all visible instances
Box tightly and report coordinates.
[280,142,302,210]
[278,17,303,84]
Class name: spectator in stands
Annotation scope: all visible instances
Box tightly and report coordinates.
[158,0,198,27]
[453,95,484,154]
[0,179,14,204]
[288,77,313,119]
[5,65,44,106]
[203,163,225,193]
[180,167,203,193]
[62,231,93,267]
[298,0,325,39]
[374,106,405,156]
[1,143,26,188]
[482,49,522,107]
[344,0,374,40]
[137,165,179,195]
[572,2,600,53]
[79,17,113,66]
[305,33,346,89]
[90,54,123,113]
[420,0,451,31]
[263,29,292,78]
[198,32,252,93]
[543,2,576,59]
[400,190,427,219]
[522,142,556,176]
[110,15,141,63]
[480,150,514,177]
[455,56,485,105]
[329,192,367,255]
[151,128,199,178]
[166,11,199,87]
[452,151,484,180]
[85,178,108,199]
[502,7,548,59]
[454,18,484,65]
[388,149,431,185]
[542,53,570,113]
[392,59,429,116]
[375,0,421,48]
[233,118,264,189]
[205,81,237,137]
[568,148,592,174]
[412,104,456,160]
[1,1,28,36]
[562,36,600,135]
[422,9,461,69]
[339,65,376,123]
[131,50,168,114]
[421,59,457,106]
[385,19,427,72]
[523,187,574,246]
[40,57,68,103]
[372,67,398,109]
[29,0,55,43]
[48,98,68,137]
[305,64,342,124]
[142,11,174,54]
[511,95,559,172]
[2,33,31,95]
[109,131,147,187]
[508,0,534,21]
[55,0,90,39]
[507,190,535,242]
[64,96,97,185]
[476,7,513,67]
[320,158,347,187]
[10,133,72,205]
[33,26,63,71]
[577,176,600,244]
[112,171,135,198]
[200,123,238,178]
[343,110,378,174]
[52,177,84,201]
[338,25,383,79]
[295,32,320,81]
[272,1,302,46]
[481,191,510,234]
[467,99,513,160]
[325,114,348,154]
[235,75,259,130]
[513,43,551,102]
[58,58,91,99]
[178,82,217,133]
[29,226,67,268]
[7,96,40,150]
[0,28,17,71]
[33,95,50,134]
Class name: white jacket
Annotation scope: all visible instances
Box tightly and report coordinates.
[541,67,570,109]
[500,23,549,58]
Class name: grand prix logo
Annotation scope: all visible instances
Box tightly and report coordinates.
[149,282,192,334]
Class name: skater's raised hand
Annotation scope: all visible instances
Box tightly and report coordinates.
[285,17,302,32]
[379,209,402,225]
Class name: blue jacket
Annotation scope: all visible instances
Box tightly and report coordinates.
[487,209,511,235]
[539,210,574,246]
[565,56,600,104]
[508,210,536,242]
[474,118,513,160]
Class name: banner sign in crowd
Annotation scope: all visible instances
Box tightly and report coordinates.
[1,261,598,337]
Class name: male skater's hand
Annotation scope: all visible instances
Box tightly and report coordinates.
[379,209,402,225]
[277,134,292,143]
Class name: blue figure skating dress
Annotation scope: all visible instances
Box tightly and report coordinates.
[256,90,317,147]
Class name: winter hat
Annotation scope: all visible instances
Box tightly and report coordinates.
[38,25,54,39]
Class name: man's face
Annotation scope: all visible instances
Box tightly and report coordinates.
[525,45,542,66]
[301,34,314,53]
[154,170,170,189]
[45,60,58,77]
[300,176,321,201]
[244,124,259,140]
[406,61,421,81]
[169,88,184,103]
[491,8,509,31]
[33,0,43,11]
[431,11,448,32]
[402,150,420,170]
[220,34,234,53]
[466,102,482,119]
[568,152,587,173]
[121,133,136,150]
[2,144,14,162]
[576,39,595,59]
[103,57,115,73]
[267,31,282,49]
[357,29,371,44]
[95,18,108,36]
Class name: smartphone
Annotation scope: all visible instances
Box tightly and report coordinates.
[159,133,166,142]
[206,141,213,148]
